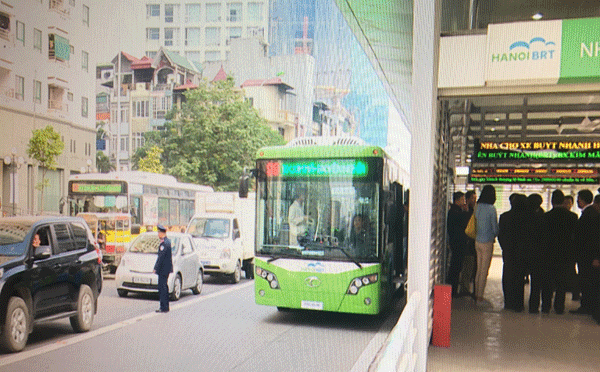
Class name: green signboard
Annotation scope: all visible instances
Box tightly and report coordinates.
[559,17,600,83]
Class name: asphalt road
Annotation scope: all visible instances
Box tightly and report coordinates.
[0,276,404,372]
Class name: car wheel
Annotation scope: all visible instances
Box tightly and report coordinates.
[2,297,29,352]
[230,261,241,284]
[191,271,203,295]
[170,274,182,301]
[70,284,95,333]
[117,289,128,297]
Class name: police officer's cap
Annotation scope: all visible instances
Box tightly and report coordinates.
[157,224,167,233]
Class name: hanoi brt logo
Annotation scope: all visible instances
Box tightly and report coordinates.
[491,37,556,63]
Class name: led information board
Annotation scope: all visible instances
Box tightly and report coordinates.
[70,182,126,194]
[473,140,600,163]
[265,160,368,178]
[469,167,600,184]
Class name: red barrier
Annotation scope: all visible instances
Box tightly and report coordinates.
[431,284,451,347]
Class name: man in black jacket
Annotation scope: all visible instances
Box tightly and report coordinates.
[571,189,599,315]
[153,224,173,313]
[544,190,577,314]
[447,191,468,297]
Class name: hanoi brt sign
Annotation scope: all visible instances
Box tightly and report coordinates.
[473,140,600,162]
[486,17,600,85]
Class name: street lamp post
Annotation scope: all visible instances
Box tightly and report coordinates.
[3,148,25,216]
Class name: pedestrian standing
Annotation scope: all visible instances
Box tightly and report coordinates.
[474,185,499,306]
[446,191,468,297]
[153,224,173,313]
[459,190,477,298]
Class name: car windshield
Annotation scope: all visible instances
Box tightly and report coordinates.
[128,235,180,256]
[0,221,33,256]
[188,218,230,239]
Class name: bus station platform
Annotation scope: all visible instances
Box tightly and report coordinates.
[427,256,600,371]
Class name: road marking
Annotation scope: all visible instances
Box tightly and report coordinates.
[0,281,254,367]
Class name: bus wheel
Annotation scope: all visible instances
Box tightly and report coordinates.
[244,262,254,279]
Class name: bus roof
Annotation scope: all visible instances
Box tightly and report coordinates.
[69,171,213,192]
[257,137,387,160]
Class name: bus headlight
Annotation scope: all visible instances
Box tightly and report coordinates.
[256,267,280,289]
[347,274,378,295]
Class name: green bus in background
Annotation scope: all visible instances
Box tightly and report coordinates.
[252,137,409,315]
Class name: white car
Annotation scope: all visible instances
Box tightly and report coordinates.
[115,232,203,300]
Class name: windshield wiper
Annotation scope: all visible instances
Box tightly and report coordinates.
[306,243,362,269]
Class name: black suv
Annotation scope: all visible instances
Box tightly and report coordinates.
[0,216,103,352]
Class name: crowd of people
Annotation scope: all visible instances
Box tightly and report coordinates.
[446,185,600,324]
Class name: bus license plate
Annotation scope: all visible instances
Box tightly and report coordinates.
[301,300,323,310]
[133,276,151,284]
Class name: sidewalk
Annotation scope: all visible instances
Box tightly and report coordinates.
[427,256,600,371]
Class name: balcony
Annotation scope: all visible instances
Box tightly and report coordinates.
[0,86,14,99]
[48,99,68,112]
[0,28,10,42]
[49,0,70,17]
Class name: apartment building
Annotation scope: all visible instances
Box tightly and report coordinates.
[96,48,202,171]
[0,0,96,215]
[144,1,269,64]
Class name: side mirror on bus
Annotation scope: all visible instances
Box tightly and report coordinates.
[239,173,250,198]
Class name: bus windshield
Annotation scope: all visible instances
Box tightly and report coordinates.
[256,176,379,262]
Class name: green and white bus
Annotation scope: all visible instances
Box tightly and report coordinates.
[252,137,409,315]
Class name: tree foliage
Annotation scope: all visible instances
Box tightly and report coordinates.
[138,145,164,173]
[27,125,64,213]
[96,151,114,173]
[135,77,284,190]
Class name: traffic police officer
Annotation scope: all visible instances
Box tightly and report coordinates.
[153,224,173,313]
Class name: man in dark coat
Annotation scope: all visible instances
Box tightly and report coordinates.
[544,190,577,314]
[498,193,528,312]
[446,191,468,297]
[571,189,599,315]
[153,224,173,313]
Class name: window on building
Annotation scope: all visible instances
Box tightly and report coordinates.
[82,50,88,71]
[33,80,41,103]
[227,3,242,22]
[227,27,241,44]
[134,100,149,117]
[185,27,200,46]
[146,51,158,59]
[48,34,71,61]
[185,4,200,23]
[164,28,178,46]
[67,92,73,101]
[16,21,24,45]
[205,27,220,46]
[147,27,159,40]
[165,4,179,23]
[206,3,220,22]
[147,4,160,19]
[205,51,221,62]
[33,28,42,51]
[185,51,201,63]
[82,97,88,117]
[247,26,264,38]
[83,5,89,26]
[248,3,263,22]
[69,0,75,6]
[0,12,9,41]
[15,75,24,101]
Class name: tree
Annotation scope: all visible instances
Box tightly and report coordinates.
[138,145,164,173]
[136,77,284,190]
[96,151,114,173]
[27,125,64,213]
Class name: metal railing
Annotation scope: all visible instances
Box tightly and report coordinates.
[372,291,422,372]
[48,99,68,111]
[49,0,70,16]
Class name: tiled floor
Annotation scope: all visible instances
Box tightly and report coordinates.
[427,256,600,371]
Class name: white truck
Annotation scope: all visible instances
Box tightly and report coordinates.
[186,192,255,283]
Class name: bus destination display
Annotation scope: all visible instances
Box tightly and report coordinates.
[265,160,369,178]
[473,140,600,162]
[469,167,600,184]
[70,182,126,194]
